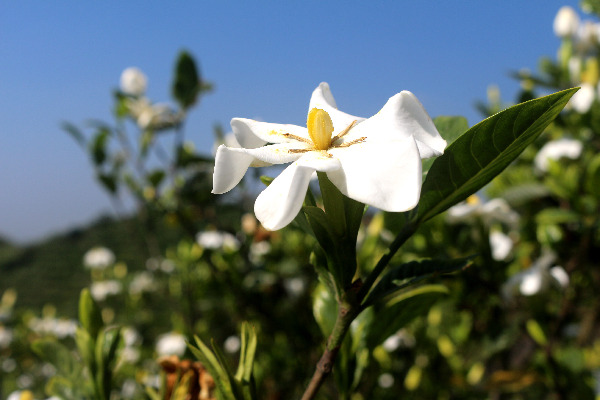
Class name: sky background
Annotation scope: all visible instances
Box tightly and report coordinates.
[0,1,582,243]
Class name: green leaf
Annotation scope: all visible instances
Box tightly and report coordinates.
[97,173,117,194]
[32,338,81,380]
[190,336,236,400]
[417,88,578,224]
[526,319,548,346]
[363,256,474,307]
[365,284,448,349]
[423,116,469,175]
[172,51,201,109]
[312,283,338,337]
[535,208,579,225]
[147,169,166,188]
[89,128,110,165]
[62,121,86,147]
[79,288,103,339]
[235,323,258,383]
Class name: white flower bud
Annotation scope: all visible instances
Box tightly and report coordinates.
[120,67,147,96]
[554,6,579,38]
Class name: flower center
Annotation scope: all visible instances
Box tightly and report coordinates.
[307,108,334,150]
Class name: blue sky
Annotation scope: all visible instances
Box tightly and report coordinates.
[0,1,579,243]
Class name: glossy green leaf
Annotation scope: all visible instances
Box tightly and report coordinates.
[172,51,201,109]
[312,283,337,337]
[79,288,103,339]
[363,256,474,307]
[366,284,448,349]
[417,88,578,224]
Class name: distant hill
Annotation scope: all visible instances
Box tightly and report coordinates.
[0,214,183,317]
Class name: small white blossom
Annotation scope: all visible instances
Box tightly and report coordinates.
[224,335,241,353]
[0,326,13,349]
[378,373,395,388]
[447,196,519,228]
[534,138,583,172]
[28,317,77,339]
[120,67,147,96]
[90,280,123,301]
[554,6,580,38]
[196,231,240,251]
[502,250,569,300]
[156,332,187,357]
[489,230,513,261]
[213,82,445,230]
[129,272,156,295]
[569,83,595,113]
[83,247,115,270]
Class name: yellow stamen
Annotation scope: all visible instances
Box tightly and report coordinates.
[307,108,334,150]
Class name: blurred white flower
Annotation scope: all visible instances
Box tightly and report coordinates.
[554,6,580,38]
[284,277,306,297]
[2,357,16,373]
[249,240,271,264]
[28,316,77,339]
[0,326,13,349]
[7,390,33,400]
[489,230,513,261]
[156,332,187,357]
[83,247,115,270]
[534,138,583,172]
[90,280,123,301]
[120,327,142,363]
[129,271,156,295]
[378,373,395,388]
[126,97,182,130]
[502,250,569,300]
[447,196,519,228]
[569,83,595,113]
[120,67,147,96]
[382,329,416,352]
[224,335,241,353]
[196,231,240,251]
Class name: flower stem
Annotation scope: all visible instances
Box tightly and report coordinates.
[301,299,358,400]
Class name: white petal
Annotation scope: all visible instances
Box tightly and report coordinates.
[550,266,569,288]
[308,82,366,133]
[489,231,513,261]
[327,136,422,212]
[229,143,308,165]
[231,118,309,147]
[354,91,446,159]
[254,161,316,230]
[212,145,254,194]
[520,268,544,296]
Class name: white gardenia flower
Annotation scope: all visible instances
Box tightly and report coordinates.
[120,67,147,96]
[212,82,446,230]
[83,247,115,270]
[156,332,187,357]
[534,138,583,172]
[554,6,580,38]
[501,250,569,300]
[447,196,519,228]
